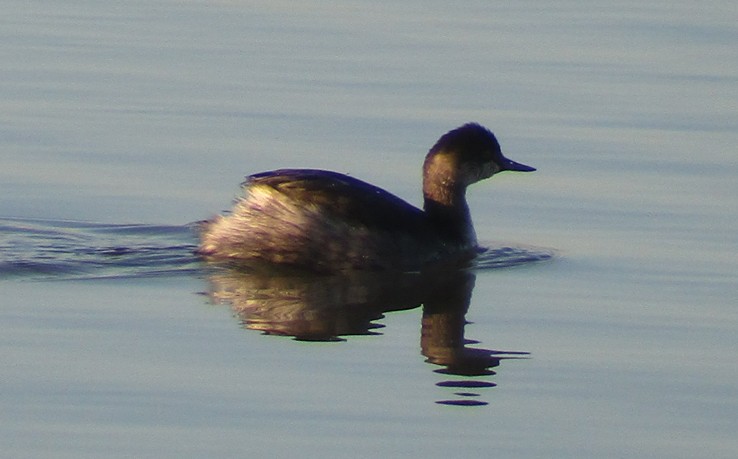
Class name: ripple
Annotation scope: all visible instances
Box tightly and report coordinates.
[0,217,200,280]
[474,242,555,270]
[436,380,498,389]
[0,218,553,280]
[436,399,489,407]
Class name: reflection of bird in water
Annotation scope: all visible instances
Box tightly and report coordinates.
[421,276,529,406]
[205,265,529,406]
[207,267,424,340]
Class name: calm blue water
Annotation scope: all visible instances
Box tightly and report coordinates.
[2,1,737,458]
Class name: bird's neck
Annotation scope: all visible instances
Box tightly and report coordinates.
[422,156,477,245]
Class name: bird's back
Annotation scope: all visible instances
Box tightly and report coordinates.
[199,169,445,271]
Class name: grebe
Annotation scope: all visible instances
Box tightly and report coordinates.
[198,123,534,272]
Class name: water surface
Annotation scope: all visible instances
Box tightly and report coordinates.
[1,1,737,458]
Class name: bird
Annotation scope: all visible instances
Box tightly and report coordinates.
[197,123,535,273]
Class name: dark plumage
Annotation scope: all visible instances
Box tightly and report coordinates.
[198,123,534,272]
